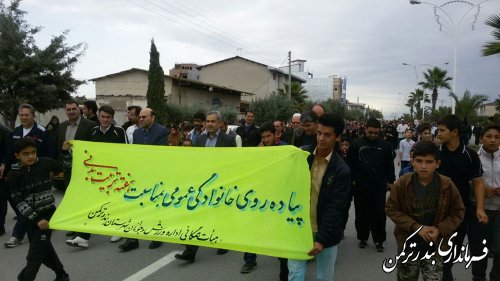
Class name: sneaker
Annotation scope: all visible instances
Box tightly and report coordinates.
[4,237,23,248]
[375,242,384,252]
[65,236,89,248]
[110,236,122,243]
[240,262,257,273]
[358,240,368,249]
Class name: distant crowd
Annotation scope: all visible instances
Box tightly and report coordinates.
[0,100,498,281]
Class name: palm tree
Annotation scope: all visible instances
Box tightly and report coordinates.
[449,90,488,121]
[418,67,453,111]
[482,14,500,56]
[411,89,430,119]
[405,92,417,118]
[277,82,309,112]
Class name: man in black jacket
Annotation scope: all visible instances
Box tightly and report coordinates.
[235,110,260,147]
[347,118,395,252]
[288,113,351,281]
[66,105,127,248]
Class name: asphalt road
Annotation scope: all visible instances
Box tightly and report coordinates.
[0,157,489,281]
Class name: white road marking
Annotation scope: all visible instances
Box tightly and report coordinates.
[123,251,182,281]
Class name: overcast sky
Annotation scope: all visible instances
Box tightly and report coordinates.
[21,0,500,119]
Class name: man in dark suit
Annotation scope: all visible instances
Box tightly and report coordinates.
[57,100,96,188]
[131,108,168,145]
[175,110,236,263]
[119,107,168,252]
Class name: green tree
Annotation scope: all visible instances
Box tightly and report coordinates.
[146,39,167,125]
[250,94,294,125]
[418,67,452,111]
[345,109,364,121]
[405,93,417,118]
[410,89,430,119]
[320,98,347,119]
[0,0,85,128]
[368,109,383,119]
[431,106,452,121]
[496,94,500,112]
[449,89,488,122]
[482,14,500,56]
[276,81,308,112]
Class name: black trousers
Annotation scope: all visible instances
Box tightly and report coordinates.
[353,185,387,243]
[0,180,8,229]
[18,217,66,281]
[442,211,468,281]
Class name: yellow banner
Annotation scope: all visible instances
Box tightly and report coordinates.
[50,141,313,259]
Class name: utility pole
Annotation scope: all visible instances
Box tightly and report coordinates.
[288,51,292,101]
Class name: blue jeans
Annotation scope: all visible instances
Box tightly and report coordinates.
[288,244,338,281]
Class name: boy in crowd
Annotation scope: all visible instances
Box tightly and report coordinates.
[398,129,415,177]
[7,137,71,281]
[418,123,433,142]
[386,141,465,281]
[241,122,288,280]
[471,125,500,281]
[258,122,287,147]
[436,115,488,281]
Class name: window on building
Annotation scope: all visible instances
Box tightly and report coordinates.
[273,73,277,80]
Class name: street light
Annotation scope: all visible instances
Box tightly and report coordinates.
[409,0,491,114]
[402,62,449,119]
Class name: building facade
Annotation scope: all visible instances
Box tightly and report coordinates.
[197,56,306,110]
[477,101,498,117]
[90,68,244,125]
[279,60,347,102]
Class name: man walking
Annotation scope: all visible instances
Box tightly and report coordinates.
[175,111,235,263]
[119,108,168,251]
[347,118,395,252]
[66,105,127,248]
[57,100,96,190]
[288,112,351,281]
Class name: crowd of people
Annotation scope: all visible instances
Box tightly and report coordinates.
[0,100,498,281]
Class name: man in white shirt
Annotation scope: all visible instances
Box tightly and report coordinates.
[396,120,409,144]
[123,106,141,144]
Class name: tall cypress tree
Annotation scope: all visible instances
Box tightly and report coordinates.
[146,39,167,125]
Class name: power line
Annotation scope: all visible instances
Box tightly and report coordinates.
[125,0,284,66]
[160,0,283,61]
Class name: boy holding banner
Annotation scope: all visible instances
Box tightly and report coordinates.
[288,112,351,281]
